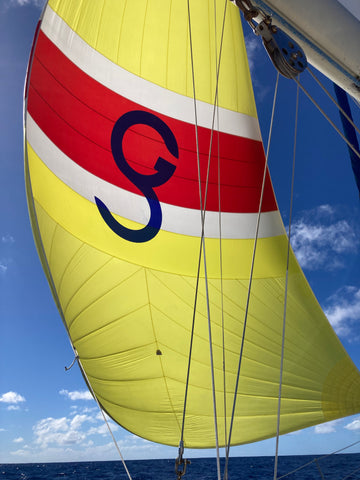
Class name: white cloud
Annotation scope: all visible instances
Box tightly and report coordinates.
[10,437,165,463]
[244,34,261,75]
[6,401,173,463]
[71,414,95,430]
[7,405,21,411]
[88,422,119,437]
[13,437,24,443]
[0,261,9,274]
[244,31,271,102]
[96,411,112,422]
[290,205,359,271]
[0,391,26,404]
[314,420,340,434]
[70,405,97,415]
[324,286,360,338]
[0,0,45,13]
[33,415,93,448]
[60,389,93,401]
[345,418,360,431]
[1,234,14,244]
[4,0,45,8]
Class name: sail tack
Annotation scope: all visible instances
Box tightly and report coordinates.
[25,0,360,448]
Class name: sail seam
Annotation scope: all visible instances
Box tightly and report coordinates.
[67,266,144,330]
[62,255,114,317]
[71,302,151,345]
[57,243,86,303]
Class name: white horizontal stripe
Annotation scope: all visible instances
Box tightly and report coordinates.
[26,115,285,239]
[40,6,262,141]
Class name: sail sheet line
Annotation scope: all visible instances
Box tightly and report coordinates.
[274,79,299,480]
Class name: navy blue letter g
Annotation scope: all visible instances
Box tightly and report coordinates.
[95,111,178,243]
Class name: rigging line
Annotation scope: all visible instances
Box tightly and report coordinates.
[200,3,230,478]
[213,1,228,457]
[77,360,132,480]
[293,77,360,161]
[314,459,326,480]
[179,237,205,460]
[196,3,230,479]
[224,71,280,473]
[341,465,360,480]
[181,0,229,476]
[199,0,229,456]
[307,67,360,137]
[178,9,225,479]
[277,439,360,479]
[212,3,226,452]
[273,79,300,480]
[180,4,228,476]
[177,0,203,450]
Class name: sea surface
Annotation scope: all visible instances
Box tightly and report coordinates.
[1,454,360,480]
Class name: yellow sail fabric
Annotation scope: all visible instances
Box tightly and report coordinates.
[24,0,360,449]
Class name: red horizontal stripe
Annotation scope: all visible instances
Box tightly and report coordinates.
[27,30,277,213]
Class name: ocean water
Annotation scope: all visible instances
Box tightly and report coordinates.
[1,454,360,480]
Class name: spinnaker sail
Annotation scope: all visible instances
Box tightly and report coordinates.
[24,0,360,449]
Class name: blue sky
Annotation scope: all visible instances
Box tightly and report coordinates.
[1,0,360,466]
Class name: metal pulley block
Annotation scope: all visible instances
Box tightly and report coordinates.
[231,0,308,79]
[230,0,259,28]
[255,19,307,78]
